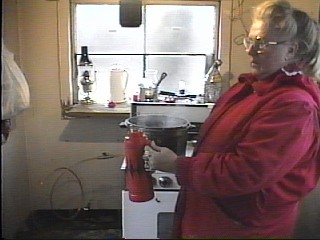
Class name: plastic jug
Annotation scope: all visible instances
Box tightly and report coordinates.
[109,65,128,103]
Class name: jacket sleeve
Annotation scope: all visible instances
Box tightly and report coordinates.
[176,91,319,198]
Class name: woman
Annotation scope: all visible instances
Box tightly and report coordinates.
[144,0,320,238]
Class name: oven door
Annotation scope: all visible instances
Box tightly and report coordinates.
[122,190,178,239]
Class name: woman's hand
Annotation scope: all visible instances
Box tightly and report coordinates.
[144,141,177,173]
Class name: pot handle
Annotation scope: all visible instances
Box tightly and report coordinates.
[124,69,129,91]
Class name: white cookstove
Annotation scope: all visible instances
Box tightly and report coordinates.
[121,152,181,239]
[122,162,185,239]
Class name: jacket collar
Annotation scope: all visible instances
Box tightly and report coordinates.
[238,67,320,107]
[238,66,303,96]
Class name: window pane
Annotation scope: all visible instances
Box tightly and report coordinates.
[75,4,144,53]
[146,5,216,53]
[147,55,206,95]
[74,3,219,104]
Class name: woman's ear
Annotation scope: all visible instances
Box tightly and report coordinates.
[288,41,299,57]
[285,42,298,62]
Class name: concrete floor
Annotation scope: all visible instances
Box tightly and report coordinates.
[13,198,320,240]
[15,209,122,239]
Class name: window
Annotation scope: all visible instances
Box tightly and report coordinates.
[71,1,220,105]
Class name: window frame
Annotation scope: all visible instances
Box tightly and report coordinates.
[72,1,220,104]
[57,0,232,114]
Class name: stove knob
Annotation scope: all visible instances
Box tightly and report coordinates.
[158,176,172,188]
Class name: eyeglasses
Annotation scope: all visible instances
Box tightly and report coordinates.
[243,36,288,54]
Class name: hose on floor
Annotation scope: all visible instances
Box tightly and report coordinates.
[40,153,121,220]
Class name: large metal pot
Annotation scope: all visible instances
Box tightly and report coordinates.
[121,115,191,156]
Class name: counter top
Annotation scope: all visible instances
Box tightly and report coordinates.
[61,101,215,119]
[61,102,131,119]
[131,101,215,107]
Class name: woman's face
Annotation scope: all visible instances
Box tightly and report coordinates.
[247,20,293,80]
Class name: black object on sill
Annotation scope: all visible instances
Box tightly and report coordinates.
[159,91,197,99]
[159,90,176,96]
[79,46,93,66]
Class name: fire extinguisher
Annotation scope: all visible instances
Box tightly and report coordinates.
[124,129,154,202]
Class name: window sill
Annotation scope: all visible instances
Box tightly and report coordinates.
[61,102,131,119]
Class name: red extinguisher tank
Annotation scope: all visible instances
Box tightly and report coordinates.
[124,129,154,202]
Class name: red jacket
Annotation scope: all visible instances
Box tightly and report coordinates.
[174,70,320,238]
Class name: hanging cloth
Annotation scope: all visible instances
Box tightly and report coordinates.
[1,43,30,144]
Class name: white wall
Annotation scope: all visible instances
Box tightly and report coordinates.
[17,0,126,211]
[2,1,31,238]
[2,116,31,239]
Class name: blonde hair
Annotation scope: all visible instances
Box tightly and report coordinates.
[253,0,320,82]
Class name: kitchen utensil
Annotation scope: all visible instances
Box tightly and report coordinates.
[138,72,168,102]
[139,87,156,102]
[138,69,158,102]
[155,72,168,88]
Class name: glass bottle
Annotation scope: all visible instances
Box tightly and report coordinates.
[204,59,222,103]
